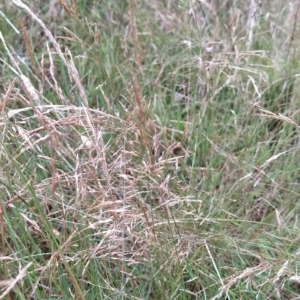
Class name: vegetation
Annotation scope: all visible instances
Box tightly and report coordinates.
[1,0,300,299]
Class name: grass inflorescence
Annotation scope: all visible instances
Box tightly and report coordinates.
[1,0,300,299]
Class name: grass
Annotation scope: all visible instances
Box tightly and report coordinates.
[1,0,300,299]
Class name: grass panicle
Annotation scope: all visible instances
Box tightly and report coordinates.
[1,0,300,299]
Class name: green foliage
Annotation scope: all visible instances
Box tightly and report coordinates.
[1,0,300,299]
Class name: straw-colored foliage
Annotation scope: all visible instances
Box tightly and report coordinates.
[1,0,300,299]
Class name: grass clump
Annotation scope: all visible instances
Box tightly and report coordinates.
[1,0,300,299]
